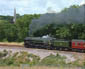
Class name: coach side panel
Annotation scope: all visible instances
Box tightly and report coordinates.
[72,40,85,50]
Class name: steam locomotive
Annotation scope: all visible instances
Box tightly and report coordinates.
[24,36,85,52]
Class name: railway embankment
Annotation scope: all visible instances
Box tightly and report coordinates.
[0,45,85,66]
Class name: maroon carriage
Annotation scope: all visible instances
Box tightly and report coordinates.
[72,40,85,51]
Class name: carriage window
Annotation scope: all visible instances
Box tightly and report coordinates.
[75,42,77,46]
[74,42,81,46]
[78,43,81,46]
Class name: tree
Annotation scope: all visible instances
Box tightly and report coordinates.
[56,25,71,39]
[16,14,40,41]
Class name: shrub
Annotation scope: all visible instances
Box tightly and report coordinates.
[0,50,8,58]
[38,53,66,66]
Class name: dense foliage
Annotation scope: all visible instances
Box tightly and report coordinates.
[0,14,40,42]
[0,50,85,67]
[0,5,85,42]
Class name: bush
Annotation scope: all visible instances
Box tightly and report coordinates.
[0,51,40,66]
[38,53,66,66]
[0,50,8,58]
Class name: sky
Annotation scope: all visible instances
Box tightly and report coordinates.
[0,0,84,15]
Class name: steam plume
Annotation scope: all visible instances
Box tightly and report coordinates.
[29,5,85,35]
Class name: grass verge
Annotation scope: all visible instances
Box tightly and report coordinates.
[0,42,24,46]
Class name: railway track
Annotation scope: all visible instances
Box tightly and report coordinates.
[0,44,85,53]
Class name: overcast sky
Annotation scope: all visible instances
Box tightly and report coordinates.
[0,0,84,15]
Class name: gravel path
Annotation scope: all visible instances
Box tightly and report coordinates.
[0,46,85,63]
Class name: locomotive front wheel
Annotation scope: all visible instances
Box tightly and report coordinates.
[24,44,29,48]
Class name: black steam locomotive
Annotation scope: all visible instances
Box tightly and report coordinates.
[24,36,85,52]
